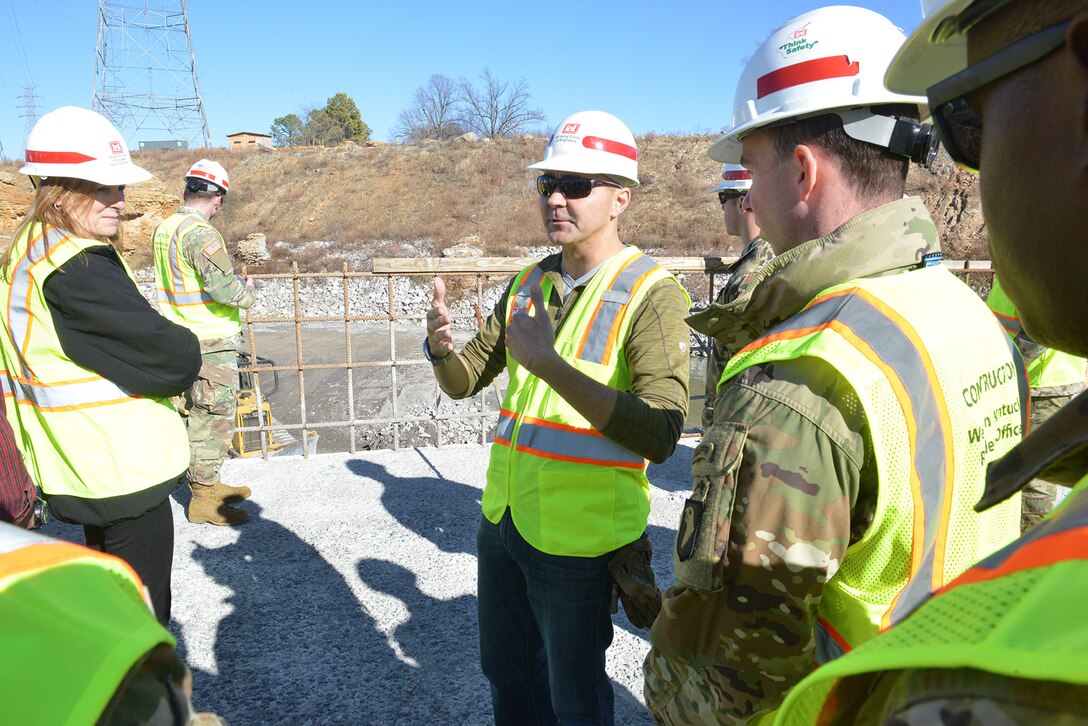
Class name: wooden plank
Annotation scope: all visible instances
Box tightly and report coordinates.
[371,256,742,275]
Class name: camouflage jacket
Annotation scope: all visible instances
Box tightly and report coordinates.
[645,197,951,724]
[776,392,1088,725]
[176,206,256,313]
[703,237,775,427]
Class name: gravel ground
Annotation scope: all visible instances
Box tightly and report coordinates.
[43,439,697,725]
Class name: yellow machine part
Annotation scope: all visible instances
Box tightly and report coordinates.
[233,390,277,457]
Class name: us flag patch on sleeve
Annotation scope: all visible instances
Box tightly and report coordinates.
[202,239,222,256]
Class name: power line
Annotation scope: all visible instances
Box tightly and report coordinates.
[3,0,34,85]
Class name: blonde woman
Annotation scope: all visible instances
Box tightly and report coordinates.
[1,107,200,623]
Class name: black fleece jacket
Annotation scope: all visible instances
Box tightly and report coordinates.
[40,244,201,525]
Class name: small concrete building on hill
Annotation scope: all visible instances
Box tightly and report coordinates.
[227,131,273,152]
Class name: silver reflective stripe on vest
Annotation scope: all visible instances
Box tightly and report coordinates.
[816,621,848,664]
[165,216,201,290]
[995,314,1021,336]
[515,418,644,468]
[495,410,516,443]
[160,216,214,306]
[495,408,641,467]
[1003,332,1030,434]
[157,288,215,306]
[510,265,546,320]
[4,227,131,407]
[0,374,130,409]
[578,253,660,364]
[774,290,953,626]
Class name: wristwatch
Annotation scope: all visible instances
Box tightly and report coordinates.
[423,338,454,366]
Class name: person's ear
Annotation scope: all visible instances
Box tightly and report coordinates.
[611,187,631,219]
[794,144,819,202]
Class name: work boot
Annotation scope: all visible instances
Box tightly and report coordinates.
[213,481,252,503]
[188,483,248,526]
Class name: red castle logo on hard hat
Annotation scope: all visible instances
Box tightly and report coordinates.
[562,123,581,134]
[109,141,123,154]
[789,24,809,40]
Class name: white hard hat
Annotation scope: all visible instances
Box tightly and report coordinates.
[885,0,1011,95]
[20,106,151,186]
[185,159,230,195]
[527,110,639,188]
[708,6,930,164]
[711,163,752,193]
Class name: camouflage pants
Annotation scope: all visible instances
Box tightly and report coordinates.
[1021,389,1081,532]
[184,346,238,486]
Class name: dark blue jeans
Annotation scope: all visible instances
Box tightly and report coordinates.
[477,510,615,726]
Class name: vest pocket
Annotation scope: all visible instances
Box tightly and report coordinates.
[674,422,748,592]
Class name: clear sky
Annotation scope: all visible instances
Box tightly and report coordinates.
[0,1,924,160]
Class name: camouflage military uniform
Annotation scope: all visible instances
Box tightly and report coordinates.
[171,207,256,486]
[702,238,774,427]
[644,198,1006,723]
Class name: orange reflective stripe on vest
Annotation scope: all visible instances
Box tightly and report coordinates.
[157,216,214,307]
[2,227,131,410]
[0,536,142,586]
[577,253,661,365]
[494,409,645,468]
[942,487,1088,593]
[993,310,1021,337]
[733,283,1028,636]
[506,265,546,324]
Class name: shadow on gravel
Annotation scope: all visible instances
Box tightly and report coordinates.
[357,557,490,723]
[187,503,411,724]
[345,457,480,555]
[646,442,696,493]
[346,454,661,723]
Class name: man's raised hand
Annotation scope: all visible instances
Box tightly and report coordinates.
[506,283,558,375]
[426,276,455,357]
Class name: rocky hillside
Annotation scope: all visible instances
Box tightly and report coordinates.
[0,135,988,271]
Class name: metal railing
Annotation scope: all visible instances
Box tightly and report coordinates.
[236,257,994,459]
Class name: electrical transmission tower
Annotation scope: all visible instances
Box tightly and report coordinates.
[19,84,41,138]
[93,0,212,149]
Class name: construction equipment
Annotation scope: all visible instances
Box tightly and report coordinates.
[233,352,283,457]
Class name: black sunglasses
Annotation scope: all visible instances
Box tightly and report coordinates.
[717,190,746,204]
[927,20,1070,173]
[536,174,621,199]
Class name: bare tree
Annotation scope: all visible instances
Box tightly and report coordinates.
[456,69,546,139]
[394,74,464,142]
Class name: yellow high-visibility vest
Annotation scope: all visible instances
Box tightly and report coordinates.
[988,276,1087,389]
[484,246,689,557]
[153,211,241,341]
[720,266,1023,660]
[0,523,173,724]
[0,224,189,499]
[777,475,1088,725]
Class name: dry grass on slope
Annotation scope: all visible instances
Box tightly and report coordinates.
[1,135,987,273]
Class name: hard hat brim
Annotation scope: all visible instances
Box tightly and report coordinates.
[708,135,742,164]
[19,161,153,187]
[526,159,639,188]
[711,179,750,193]
[885,0,975,95]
